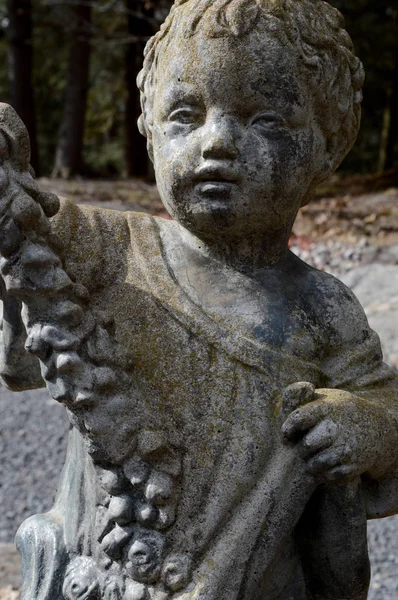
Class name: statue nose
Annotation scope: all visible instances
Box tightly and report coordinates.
[201,117,239,160]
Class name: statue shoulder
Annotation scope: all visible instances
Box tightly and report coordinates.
[303,264,372,349]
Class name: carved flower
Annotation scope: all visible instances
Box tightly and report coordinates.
[103,574,125,600]
[101,524,134,559]
[123,580,149,600]
[125,530,165,584]
[63,557,101,600]
[97,465,126,495]
[161,554,192,592]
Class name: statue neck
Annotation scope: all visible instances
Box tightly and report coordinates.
[180,226,292,274]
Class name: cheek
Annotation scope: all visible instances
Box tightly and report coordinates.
[153,125,200,183]
[273,129,315,181]
[242,137,273,178]
[239,132,290,187]
[238,129,317,216]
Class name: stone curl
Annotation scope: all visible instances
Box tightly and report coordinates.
[137,0,365,177]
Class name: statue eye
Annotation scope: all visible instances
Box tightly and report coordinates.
[252,113,285,131]
[168,107,201,125]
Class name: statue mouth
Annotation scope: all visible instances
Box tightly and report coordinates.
[193,163,240,198]
[194,163,240,183]
[195,181,234,196]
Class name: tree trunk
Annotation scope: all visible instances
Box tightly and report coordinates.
[383,53,398,170]
[52,2,92,178]
[379,17,398,172]
[124,0,153,178]
[6,0,39,175]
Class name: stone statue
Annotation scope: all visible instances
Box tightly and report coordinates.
[1,1,398,599]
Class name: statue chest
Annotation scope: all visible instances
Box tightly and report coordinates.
[164,260,323,363]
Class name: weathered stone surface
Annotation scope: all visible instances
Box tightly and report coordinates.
[1,2,398,600]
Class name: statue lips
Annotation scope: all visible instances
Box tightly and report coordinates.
[196,181,233,197]
[193,163,240,199]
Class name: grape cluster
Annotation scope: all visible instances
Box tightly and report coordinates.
[0,104,193,599]
[0,104,135,463]
[92,430,191,599]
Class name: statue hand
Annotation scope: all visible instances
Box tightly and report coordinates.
[0,104,59,258]
[0,104,63,389]
[282,388,398,482]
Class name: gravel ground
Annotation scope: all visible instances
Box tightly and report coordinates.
[290,238,398,278]
[368,517,398,599]
[1,233,398,598]
[0,388,68,545]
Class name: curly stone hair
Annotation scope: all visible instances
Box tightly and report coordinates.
[137,0,365,177]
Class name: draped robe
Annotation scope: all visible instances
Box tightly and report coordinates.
[15,201,398,600]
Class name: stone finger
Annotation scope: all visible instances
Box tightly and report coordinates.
[282,381,316,415]
[306,444,351,474]
[11,191,42,230]
[323,464,358,482]
[299,419,338,459]
[37,191,60,217]
[282,400,328,440]
[9,171,59,219]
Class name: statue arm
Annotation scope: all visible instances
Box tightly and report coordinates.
[295,326,397,599]
[292,288,396,598]
[319,288,398,517]
[346,338,398,518]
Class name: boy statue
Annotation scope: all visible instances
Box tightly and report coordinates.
[1,1,398,599]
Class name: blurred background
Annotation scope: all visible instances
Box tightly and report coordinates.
[0,0,397,180]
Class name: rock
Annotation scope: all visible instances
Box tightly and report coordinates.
[0,587,20,600]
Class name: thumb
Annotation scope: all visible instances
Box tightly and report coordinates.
[282,382,316,417]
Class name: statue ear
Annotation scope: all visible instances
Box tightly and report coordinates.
[137,113,154,163]
[300,158,333,208]
[326,133,350,174]
[147,141,154,164]
[300,128,348,208]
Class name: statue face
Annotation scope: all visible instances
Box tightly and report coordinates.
[152,32,326,241]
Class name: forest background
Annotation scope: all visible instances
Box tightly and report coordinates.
[0,0,397,184]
